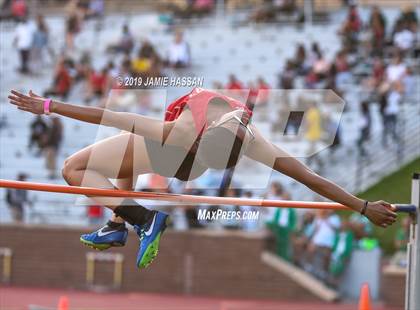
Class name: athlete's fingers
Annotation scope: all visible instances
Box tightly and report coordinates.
[29,90,42,98]
[385,217,396,225]
[388,216,397,222]
[11,90,26,98]
[9,99,28,107]
[11,90,32,101]
[8,95,29,105]
[9,99,21,106]
[386,209,397,218]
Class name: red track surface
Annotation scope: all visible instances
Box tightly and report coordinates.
[0,286,401,310]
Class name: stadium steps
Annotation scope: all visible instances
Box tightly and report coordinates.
[261,251,339,302]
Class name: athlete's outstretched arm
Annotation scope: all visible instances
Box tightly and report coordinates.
[245,126,397,228]
[8,90,187,145]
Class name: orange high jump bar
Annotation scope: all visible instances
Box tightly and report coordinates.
[0,179,416,212]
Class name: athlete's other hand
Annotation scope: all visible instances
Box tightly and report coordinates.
[8,90,46,114]
[364,200,397,228]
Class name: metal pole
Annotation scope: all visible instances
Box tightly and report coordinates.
[405,173,419,310]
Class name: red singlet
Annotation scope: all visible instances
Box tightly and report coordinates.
[164,88,252,135]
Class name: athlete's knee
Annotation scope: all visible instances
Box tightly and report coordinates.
[62,157,77,184]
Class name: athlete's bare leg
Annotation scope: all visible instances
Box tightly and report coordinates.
[110,177,137,224]
[62,132,152,211]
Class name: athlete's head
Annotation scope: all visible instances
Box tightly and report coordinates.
[197,109,254,170]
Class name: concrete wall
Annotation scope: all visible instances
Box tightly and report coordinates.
[0,224,321,301]
[382,266,406,308]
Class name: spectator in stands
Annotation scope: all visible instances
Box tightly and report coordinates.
[357,101,371,157]
[32,14,53,71]
[292,210,316,267]
[312,51,330,81]
[166,0,214,19]
[292,43,308,75]
[247,78,270,107]
[324,113,341,158]
[265,182,291,254]
[323,76,344,105]
[395,216,410,253]
[372,58,386,85]
[28,115,48,155]
[0,115,8,130]
[304,68,318,89]
[392,216,410,267]
[44,116,63,179]
[43,58,73,100]
[87,204,104,226]
[307,210,341,281]
[279,60,295,90]
[255,77,270,106]
[13,15,35,74]
[250,2,276,23]
[73,0,88,18]
[403,67,416,98]
[385,52,406,84]
[332,50,351,87]
[84,66,110,104]
[65,5,81,50]
[263,182,290,225]
[349,212,373,241]
[167,31,190,68]
[106,24,134,55]
[10,0,27,21]
[381,82,402,147]
[85,0,104,19]
[267,197,296,261]
[307,42,322,68]
[240,191,260,232]
[174,187,203,229]
[251,0,297,23]
[304,101,323,169]
[226,74,243,90]
[339,4,361,52]
[397,5,418,30]
[219,188,241,230]
[75,52,92,81]
[191,0,214,17]
[329,218,354,287]
[363,57,385,92]
[369,6,386,55]
[132,40,161,78]
[6,173,29,223]
[393,21,415,54]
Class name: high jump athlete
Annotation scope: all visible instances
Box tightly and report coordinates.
[8,87,397,269]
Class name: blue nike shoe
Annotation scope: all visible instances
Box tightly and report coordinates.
[80,221,128,251]
[134,211,169,269]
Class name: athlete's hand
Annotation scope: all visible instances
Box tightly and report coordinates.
[8,90,46,115]
[364,200,397,228]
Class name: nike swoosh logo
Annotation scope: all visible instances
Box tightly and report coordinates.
[97,229,118,237]
[144,214,157,236]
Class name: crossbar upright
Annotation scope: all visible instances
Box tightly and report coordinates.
[405,173,420,310]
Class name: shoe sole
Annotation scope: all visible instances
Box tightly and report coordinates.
[137,217,169,269]
[138,231,162,269]
[80,237,125,251]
